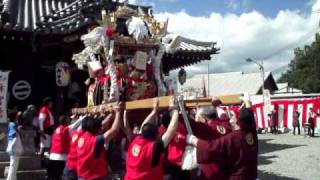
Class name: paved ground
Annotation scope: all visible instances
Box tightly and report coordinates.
[258,132,320,180]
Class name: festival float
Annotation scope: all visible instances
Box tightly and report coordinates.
[71,2,240,115]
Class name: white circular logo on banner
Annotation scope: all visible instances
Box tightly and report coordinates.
[12,80,31,100]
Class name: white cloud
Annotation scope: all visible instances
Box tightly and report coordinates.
[312,0,320,11]
[155,0,320,80]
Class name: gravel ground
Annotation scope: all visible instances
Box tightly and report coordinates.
[258,132,320,180]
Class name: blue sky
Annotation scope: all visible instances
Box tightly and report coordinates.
[126,0,320,78]
[142,0,311,17]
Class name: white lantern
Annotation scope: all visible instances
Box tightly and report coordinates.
[56,62,71,87]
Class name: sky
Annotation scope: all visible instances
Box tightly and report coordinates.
[123,0,320,79]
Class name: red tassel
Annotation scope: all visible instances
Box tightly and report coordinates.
[105,28,113,37]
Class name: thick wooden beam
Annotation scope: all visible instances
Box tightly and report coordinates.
[184,94,242,107]
[72,95,242,114]
[72,96,173,114]
[125,96,173,109]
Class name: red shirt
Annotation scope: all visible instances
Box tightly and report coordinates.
[208,120,232,136]
[66,129,85,171]
[166,123,187,166]
[77,132,107,179]
[125,136,164,180]
[217,114,232,132]
[50,125,70,155]
[96,74,109,86]
[158,126,166,136]
[39,107,54,130]
[191,120,230,180]
[197,130,258,180]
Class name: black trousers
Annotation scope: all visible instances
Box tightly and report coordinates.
[164,163,191,180]
[63,166,77,180]
[270,125,277,134]
[293,126,300,135]
[47,160,66,180]
[308,123,315,137]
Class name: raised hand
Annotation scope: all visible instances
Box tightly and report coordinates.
[153,98,160,112]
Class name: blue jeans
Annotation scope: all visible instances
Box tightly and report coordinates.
[78,177,106,180]
[63,166,77,180]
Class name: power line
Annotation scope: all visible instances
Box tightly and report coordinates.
[271,64,289,73]
[259,27,319,60]
[312,10,320,14]
[265,28,318,75]
[257,11,320,61]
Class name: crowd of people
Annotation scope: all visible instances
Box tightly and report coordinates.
[5,96,259,180]
[266,107,318,137]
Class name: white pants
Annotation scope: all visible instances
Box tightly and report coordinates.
[7,156,20,180]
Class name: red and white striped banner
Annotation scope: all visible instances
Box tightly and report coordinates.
[252,97,320,129]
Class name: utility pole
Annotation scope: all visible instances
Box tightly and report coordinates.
[246,58,265,104]
[207,63,210,97]
[261,60,265,104]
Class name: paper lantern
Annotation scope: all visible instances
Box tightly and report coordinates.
[56,62,71,87]
[178,68,186,85]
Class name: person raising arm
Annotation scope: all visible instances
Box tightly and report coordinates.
[187,106,258,180]
[125,97,180,180]
[77,102,123,180]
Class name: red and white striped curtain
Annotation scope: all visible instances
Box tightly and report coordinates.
[252,97,320,129]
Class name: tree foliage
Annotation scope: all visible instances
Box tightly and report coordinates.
[278,33,320,93]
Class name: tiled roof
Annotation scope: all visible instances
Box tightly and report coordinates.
[0,0,72,31]
[179,41,214,52]
[0,0,152,34]
[0,0,218,73]
[181,72,277,96]
[166,35,216,53]
[162,35,219,73]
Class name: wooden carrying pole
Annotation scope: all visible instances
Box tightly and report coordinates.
[72,94,242,114]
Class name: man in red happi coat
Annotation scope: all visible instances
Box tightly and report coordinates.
[188,106,258,180]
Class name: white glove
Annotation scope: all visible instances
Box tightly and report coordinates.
[186,134,196,145]
[182,145,199,170]
[241,92,250,102]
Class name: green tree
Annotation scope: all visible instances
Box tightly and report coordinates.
[279,33,320,93]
